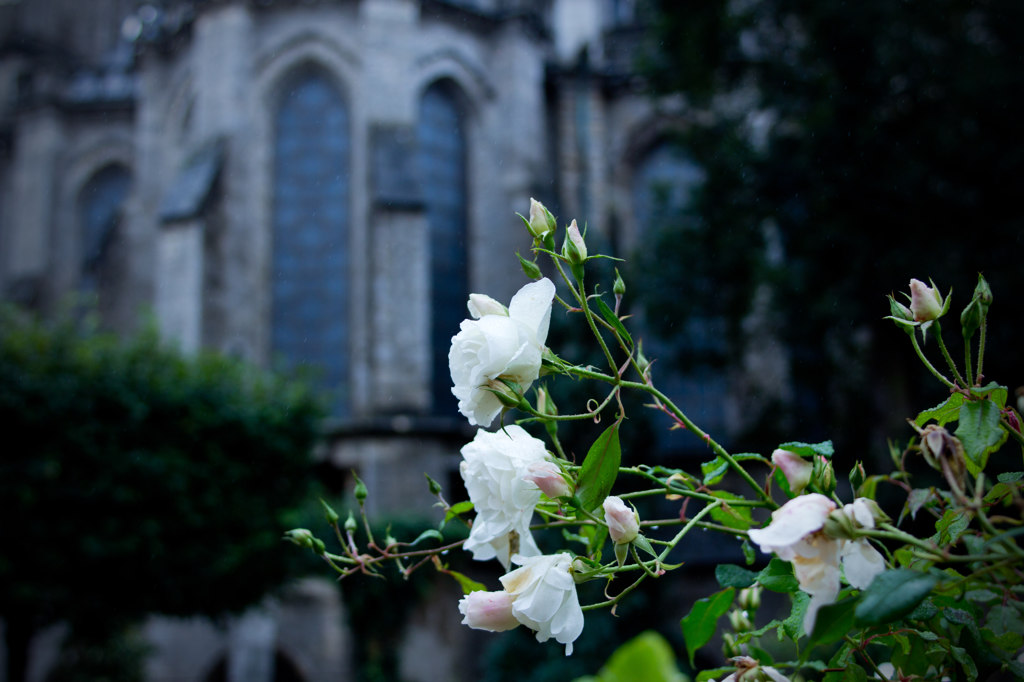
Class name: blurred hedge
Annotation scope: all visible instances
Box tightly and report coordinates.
[0,307,324,677]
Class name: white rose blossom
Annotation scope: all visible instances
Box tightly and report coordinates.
[500,553,585,655]
[449,278,556,427]
[460,426,549,569]
[747,493,886,634]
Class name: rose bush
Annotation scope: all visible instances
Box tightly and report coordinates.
[292,207,1024,682]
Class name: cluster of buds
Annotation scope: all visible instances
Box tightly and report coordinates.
[722,586,762,659]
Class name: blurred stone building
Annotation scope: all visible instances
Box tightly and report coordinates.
[0,0,783,679]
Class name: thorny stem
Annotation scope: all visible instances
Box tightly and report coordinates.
[619,378,776,506]
[553,257,620,380]
[933,321,967,388]
[845,635,891,681]
[909,331,956,390]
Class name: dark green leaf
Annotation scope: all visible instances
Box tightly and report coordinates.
[932,509,972,546]
[757,557,799,593]
[701,456,730,486]
[999,471,1024,483]
[681,587,735,666]
[783,591,809,641]
[914,392,965,427]
[778,440,834,459]
[715,564,758,589]
[969,382,1007,407]
[409,529,443,546]
[592,294,632,349]
[955,400,1008,475]
[808,596,859,647]
[854,569,938,626]
[709,491,753,530]
[575,422,622,512]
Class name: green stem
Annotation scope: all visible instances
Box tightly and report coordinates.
[977,315,987,380]
[619,378,775,506]
[618,475,769,507]
[553,258,620,379]
[964,335,975,387]
[658,499,724,563]
[933,321,967,387]
[581,572,648,611]
[909,331,956,390]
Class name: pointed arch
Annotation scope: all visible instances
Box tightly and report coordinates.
[417,79,470,414]
[271,64,351,414]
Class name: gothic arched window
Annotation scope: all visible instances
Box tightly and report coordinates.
[77,163,131,308]
[417,81,469,414]
[272,69,350,414]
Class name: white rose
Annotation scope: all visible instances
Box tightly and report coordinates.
[500,553,584,655]
[460,426,549,569]
[449,278,556,427]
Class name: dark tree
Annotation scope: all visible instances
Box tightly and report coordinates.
[633,0,1024,457]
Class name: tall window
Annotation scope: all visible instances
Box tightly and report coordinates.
[272,69,350,414]
[418,81,469,415]
[78,163,131,310]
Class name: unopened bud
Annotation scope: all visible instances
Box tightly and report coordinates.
[425,473,443,496]
[485,377,527,409]
[729,609,753,633]
[352,472,368,506]
[344,511,358,534]
[613,269,626,297]
[524,460,572,499]
[284,528,315,549]
[319,498,340,525]
[738,585,762,611]
[813,458,836,495]
[517,252,543,280]
[603,495,640,545]
[536,386,558,417]
[562,219,588,266]
[526,197,557,241]
[909,278,944,323]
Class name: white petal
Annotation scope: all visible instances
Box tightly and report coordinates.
[747,494,835,550]
[508,278,556,344]
[841,539,885,589]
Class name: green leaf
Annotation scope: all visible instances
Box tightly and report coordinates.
[783,591,810,640]
[580,630,687,682]
[900,488,934,525]
[741,539,756,565]
[778,440,834,459]
[681,587,735,666]
[592,294,632,349]
[969,381,1007,407]
[409,529,443,546]
[701,456,730,486]
[854,569,939,627]
[808,596,859,647]
[915,392,965,427]
[932,509,972,546]
[955,399,1008,475]
[709,491,754,530]
[757,557,799,593]
[998,471,1024,483]
[446,569,487,595]
[442,500,474,528]
[715,564,758,589]
[575,422,622,512]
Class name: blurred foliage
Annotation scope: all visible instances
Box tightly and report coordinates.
[633,0,1024,459]
[0,306,324,680]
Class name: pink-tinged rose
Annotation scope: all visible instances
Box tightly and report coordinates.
[771,448,813,494]
[603,495,639,544]
[449,278,556,427]
[524,460,571,499]
[747,493,836,554]
[500,553,584,655]
[909,278,942,322]
[565,219,587,262]
[458,590,520,632]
